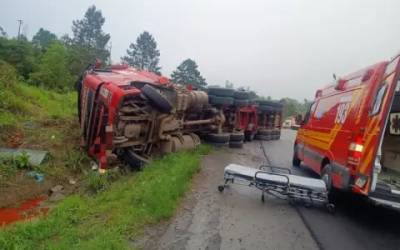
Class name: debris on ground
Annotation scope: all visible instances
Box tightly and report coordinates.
[0,148,49,166]
[26,171,44,183]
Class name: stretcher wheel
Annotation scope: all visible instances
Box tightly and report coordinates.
[326,203,335,214]
[261,193,265,203]
[218,185,225,193]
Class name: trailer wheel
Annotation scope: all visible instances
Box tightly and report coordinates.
[230,132,245,142]
[141,84,173,113]
[209,95,234,106]
[208,87,235,97]
[207,133,230,143]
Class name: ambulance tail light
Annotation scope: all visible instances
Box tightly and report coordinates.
[347,135,364,166]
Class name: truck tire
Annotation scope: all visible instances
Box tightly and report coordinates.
[121,149,150,169]
[207,133,230,143]
[209,142,229,147]
[234,99,249,107]
[209,95,234,106]
[230,132,245,142]
[234,91,251,100]
[141,84,173,113]
[229,141,243,148]
[208,87,235,97]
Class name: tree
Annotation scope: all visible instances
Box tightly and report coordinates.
[0,37,37,78]
[171,59,207,88]
[0,26,7,37]
[29,42,73,91]
[68,5,110,76]
[32,28,57,51]
[122,31,161,74]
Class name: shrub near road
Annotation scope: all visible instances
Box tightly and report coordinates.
[0,146,210,249]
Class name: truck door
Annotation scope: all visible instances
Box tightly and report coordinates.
[358,55,400,194]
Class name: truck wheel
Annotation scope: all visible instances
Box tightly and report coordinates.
[321,164,333,191]
[208,87,235,97]
[207,133,230,143]
[141,84,173,113]
[230,132,245,142]
[121,149,150,169]
[209,95,234,106]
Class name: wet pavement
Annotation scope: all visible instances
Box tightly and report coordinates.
[140,129,400,250]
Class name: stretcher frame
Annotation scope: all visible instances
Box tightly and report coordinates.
[218,164,335,212]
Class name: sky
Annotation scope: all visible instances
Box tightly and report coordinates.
[1,0,400,100]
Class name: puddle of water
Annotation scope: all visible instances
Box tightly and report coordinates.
[0,196,48,226]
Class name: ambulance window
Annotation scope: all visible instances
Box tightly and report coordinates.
[303,102,315,124]
[371,84,387,116]
[396,79,400,92]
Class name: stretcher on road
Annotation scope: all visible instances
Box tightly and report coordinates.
[218,164,335,212]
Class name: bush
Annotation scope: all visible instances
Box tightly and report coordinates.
[29,42,74,91]
[0,37,37,78]
[0,60,18,88]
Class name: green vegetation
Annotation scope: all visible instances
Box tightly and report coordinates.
[122,31,161,74]
[171,58,207,88]
[29,42,74,91]
[0,146,210,250]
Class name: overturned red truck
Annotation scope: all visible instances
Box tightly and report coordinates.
[77,64,224,170]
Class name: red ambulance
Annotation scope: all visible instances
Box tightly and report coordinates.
[293,54,400,208]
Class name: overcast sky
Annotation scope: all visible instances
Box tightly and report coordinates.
[1,0,399,100]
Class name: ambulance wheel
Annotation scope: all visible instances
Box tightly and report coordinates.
[141,84,173,113]
[218,185,225,192]
[321,164,333,191]
[292,152,301,167]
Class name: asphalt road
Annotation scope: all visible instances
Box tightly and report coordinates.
[266,129,400,250]
[140,129,400,250]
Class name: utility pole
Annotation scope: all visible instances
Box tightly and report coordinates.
[17,19,23,39]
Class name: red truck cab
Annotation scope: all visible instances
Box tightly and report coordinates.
[294,54,400,208]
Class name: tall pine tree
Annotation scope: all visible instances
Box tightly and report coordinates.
[67,5,110,76]
[171,59,207,88]
[122,31,161,74]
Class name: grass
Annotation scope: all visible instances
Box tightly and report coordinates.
[0,145,211,250]
[0,80,83,183]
